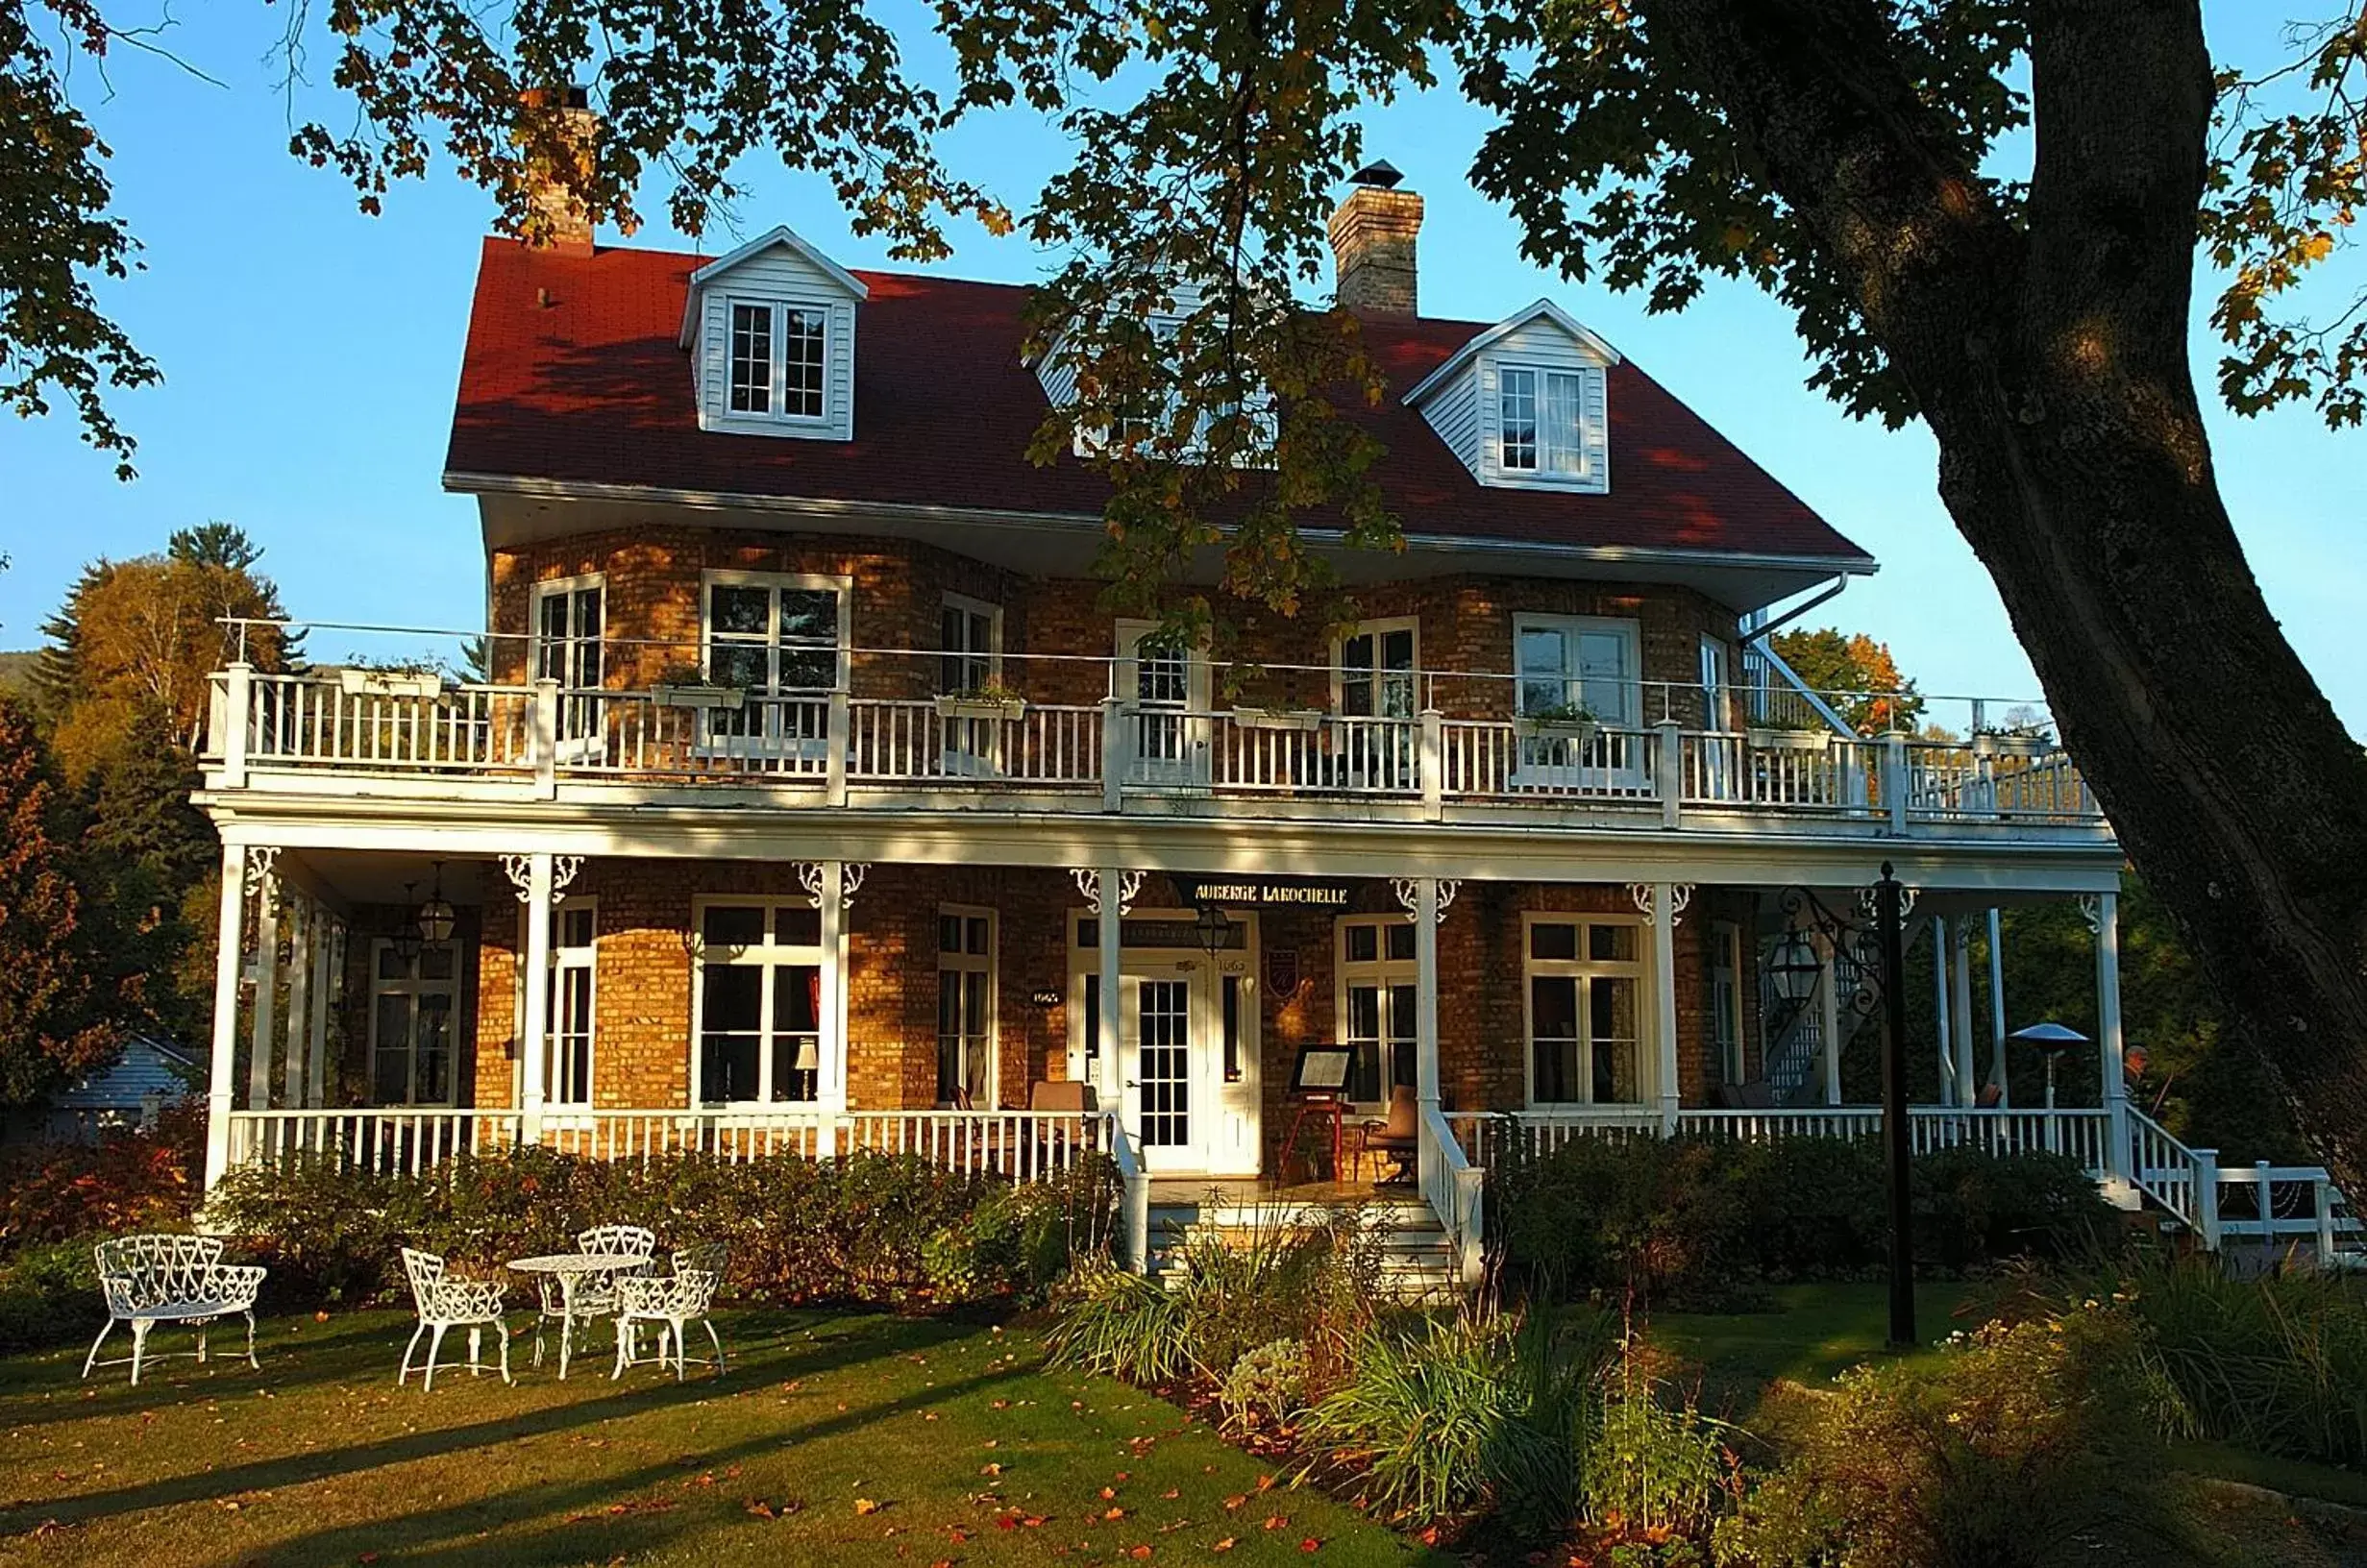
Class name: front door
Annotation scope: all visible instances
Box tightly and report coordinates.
[1132,976,1196,1157]
[1069,915,1260,1176]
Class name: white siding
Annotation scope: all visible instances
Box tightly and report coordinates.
[694,247,859,441]
[1409,307,1615,494]
[1418,368,1483,473]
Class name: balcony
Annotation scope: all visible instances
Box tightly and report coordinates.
[199,637,2109,845]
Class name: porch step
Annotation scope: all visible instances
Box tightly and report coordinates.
[1141,1197,1459,1302]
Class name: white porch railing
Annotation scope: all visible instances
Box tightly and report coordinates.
[1420,1104,1486,1289]
[205,664,2108,840]
[223,1107,1111,1184]
[1445,1105,2116,1182]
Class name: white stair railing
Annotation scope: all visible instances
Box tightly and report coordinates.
[1419,1104,1486,1289]
[1105,1112,1152,1275]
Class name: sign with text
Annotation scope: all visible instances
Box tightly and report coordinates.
[1176,877,1355,910]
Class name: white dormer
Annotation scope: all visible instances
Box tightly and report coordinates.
[1402,300,1619,493]
[1029,283,1277,466]
[678,225,867,441]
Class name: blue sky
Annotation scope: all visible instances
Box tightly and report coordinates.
[1,5,2357,733]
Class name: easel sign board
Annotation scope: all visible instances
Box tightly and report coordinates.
[1292,1046,1357,1095]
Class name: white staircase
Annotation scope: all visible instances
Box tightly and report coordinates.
[1141,1191,1461,1302]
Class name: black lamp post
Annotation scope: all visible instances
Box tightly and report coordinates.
[1873,863,1915,1348]
[1767,926,1823,1010]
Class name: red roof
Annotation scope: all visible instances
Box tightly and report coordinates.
[446,238,1872,566]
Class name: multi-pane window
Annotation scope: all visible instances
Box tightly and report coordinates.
[1513,615,1640,728]
[1499,365,1588,476]
[694,900,824,1105]
[703,574,846,747]
[1340,918,1418,1106]
[939,597,1000,695]
[1711,920,1745,1085]
[726,300,828,421]
[1338,623,1418,720]
[1526,919,1645,1106]
[533,577,605,752]
[728,303,775,414]
[548,900,597,1107]
[373,941,457,1107]
[937,909,996,1107]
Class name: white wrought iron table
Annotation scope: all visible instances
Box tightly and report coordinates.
[506,1253,650,1379]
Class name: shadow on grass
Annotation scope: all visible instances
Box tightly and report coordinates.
[0,1311,999,1538]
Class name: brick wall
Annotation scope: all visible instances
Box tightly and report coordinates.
[486,527,1742,722]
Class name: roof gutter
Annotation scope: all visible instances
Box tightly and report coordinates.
[1738,573,1858,644]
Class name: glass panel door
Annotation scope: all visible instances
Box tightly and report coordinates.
[1135,978,1193,1151]
[939,602,1004,775]
[1119,625,1208,786]
[535,581,605,757]
[547,902,596,1107]
[370,941,458,1107]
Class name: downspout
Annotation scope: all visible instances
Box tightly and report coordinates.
[1737,573,1858,647]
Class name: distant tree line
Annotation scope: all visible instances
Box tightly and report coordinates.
[0,527,294,1105]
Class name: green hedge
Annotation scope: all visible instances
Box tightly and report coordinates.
[1492,1132,2118,1308]
[210,1147,1118,1310]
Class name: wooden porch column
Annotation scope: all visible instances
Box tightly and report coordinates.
[282,894,312,1110]
[1413,876,1442,1194]
[245,862,281,1111]
[2096,890,2132,1181]
[817,861,850,1115]
[1652,881,1680,1134]
[1096,869,1123,1114]
[1986,908,2009,1109]
[203,843,250,1191]
[520,852,555,1143]
[1931,917,1954,1106]
[1949,919,1978,1106]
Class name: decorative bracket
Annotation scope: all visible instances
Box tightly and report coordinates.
[1391,878,1461,922]
[799,861,870,911]
[1628,883,1694,926]
[2079,894,2104,935]
[501,853,583,905]
[242,846,282,909]
[1073,869,1147,918]
[1860,883,1918,923]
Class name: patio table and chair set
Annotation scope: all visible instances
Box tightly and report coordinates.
[82,1228,727,1391]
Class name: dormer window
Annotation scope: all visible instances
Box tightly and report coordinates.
[727,301,828,421]
[680,225,866,440]
[1499,366,1588,478]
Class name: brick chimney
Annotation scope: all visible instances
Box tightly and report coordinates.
[1328,160,1422,316]
[519,86,598,256]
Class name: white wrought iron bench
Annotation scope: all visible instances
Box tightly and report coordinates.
[84,1235,268,1386]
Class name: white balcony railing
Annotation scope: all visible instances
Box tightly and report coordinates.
[207,661,2108,840]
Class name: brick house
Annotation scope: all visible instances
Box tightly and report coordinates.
[194,164,2175,1282]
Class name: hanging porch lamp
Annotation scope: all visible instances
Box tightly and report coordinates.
[392,883,426,965]
[417,861,457,946]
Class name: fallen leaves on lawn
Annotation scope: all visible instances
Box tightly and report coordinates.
[563,1498,678,1525]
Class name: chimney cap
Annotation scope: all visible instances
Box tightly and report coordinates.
[1347,159,1404,190]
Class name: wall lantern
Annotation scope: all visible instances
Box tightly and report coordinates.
[1194,900,1236,959]
[417,861,457,946]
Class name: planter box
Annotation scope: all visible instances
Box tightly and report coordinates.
[653,684,746,712]
[1974,731,2051,758]
[1229,706,1326,732]
[1518,717,1599,747]
[1748,727,1832,753]
[934,696,1025,723]
[337,669,444,699]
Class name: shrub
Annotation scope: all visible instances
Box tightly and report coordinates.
[1299,1302,1618,1530]
[0,1237,107,1353]
[925,1166,1116,1305]
[2063,1253,2367,1469]
[210,1148,1116,1308]
[1492,1132,2117,1307]
[1220,1338,1312,1435]
[1584,1371,1734,1542]
[0,1108,201,1253]
[1714,1306,2176,1568]
[1045,1258,1196,1385]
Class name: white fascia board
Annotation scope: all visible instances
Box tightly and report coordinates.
[1401,299,1625,407]
[675,225,870,345]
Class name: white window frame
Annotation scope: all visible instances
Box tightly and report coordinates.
[369,938,461,1109]
[1711,919,1745,1087]
[530,574,607,763]
[1520,913,1651,1110]
[1512,613,1640,728]
[938,594,1005,695]
[688,895,828,1109]
[548,896,598,1109]
[1336,916,1418,1112]
[1331,618,1420,719]
[936,905,999,1108]
[1699,634,1732,732]
[1116,619,1212,786]
[698,570,851,761]
[1496,362,1591,480]
[723,294,832,427]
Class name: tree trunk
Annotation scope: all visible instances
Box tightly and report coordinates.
[1654,0,2367,1188]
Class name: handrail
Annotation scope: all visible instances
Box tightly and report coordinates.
[1419,1103,1485,1289]
[1105,1112,1152,1275]
[1742,639,1859,737]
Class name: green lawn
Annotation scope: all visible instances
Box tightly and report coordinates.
[0,1310,1447,1567]
[1649,1281,1987,1419]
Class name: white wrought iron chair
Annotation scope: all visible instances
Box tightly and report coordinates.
[612,1243,727,1383]
[85,1235,268,1386]
[532,1224,656,1369]
[398,1248,512,1392]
